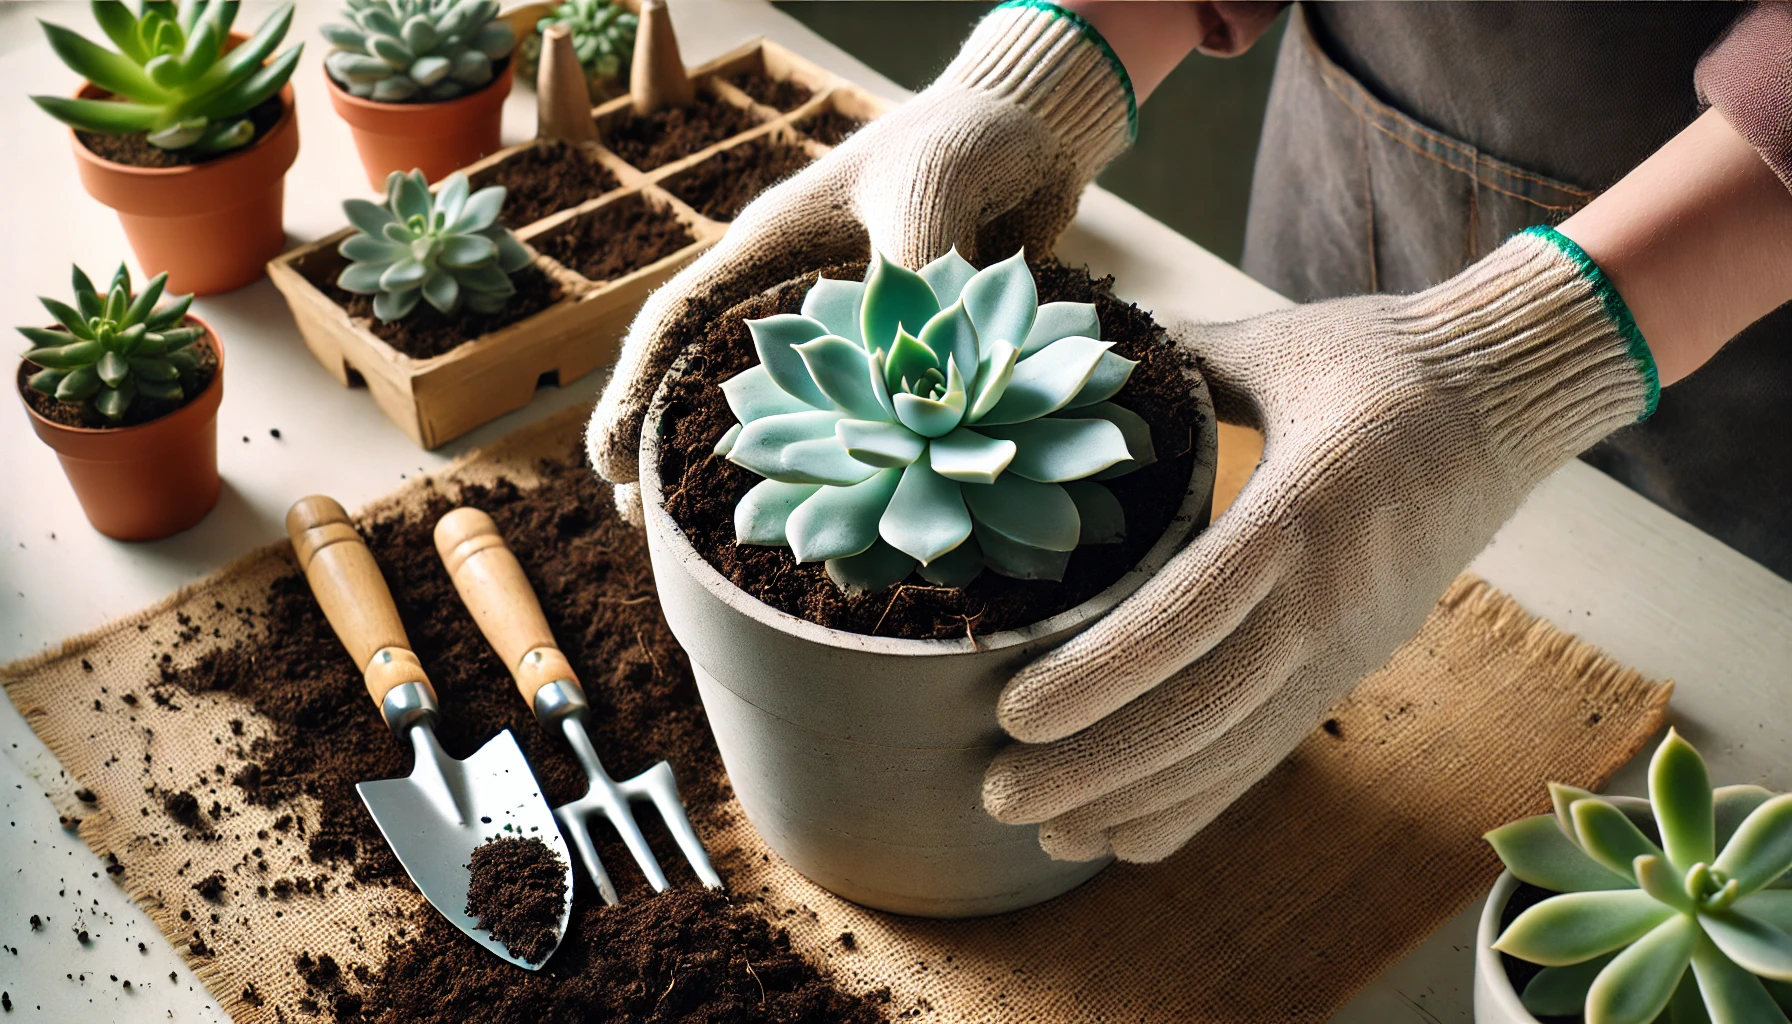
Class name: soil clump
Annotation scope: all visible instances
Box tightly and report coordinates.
[604,93,760,170]
[727,71,812,111]
[472,138,622,227]
[534,193,696,282]
[464,836,567,964]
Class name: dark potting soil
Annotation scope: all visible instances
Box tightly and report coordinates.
[602,92,762,171]
[796,110,867,147]
[533,192,696,283]
[464,836,567,964]
[75,96,284,169]
[306,263,565,361]
[153,459,888,1023]
[663,137,815,222]
[656,259,1204,640]
[471,138,622,229]
[17,329,219,430]
[726,71,813,112]
[1499,881,1580,1024]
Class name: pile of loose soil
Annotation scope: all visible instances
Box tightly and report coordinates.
[17,330,219,429]
[797,110,867,147]
[305,264,565,360]
[472,139,622,228]
[726,71,813,111]
[534,192,697,283]
[664,137,815,222]
[602,92,761,170]
[655,259,1204,640]
[75,96,284,168]
[465,836,568,964]
[158,457,889,1023]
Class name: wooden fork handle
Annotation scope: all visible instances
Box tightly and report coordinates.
[434,507,579,709]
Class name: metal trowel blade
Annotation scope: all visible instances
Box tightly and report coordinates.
[356,727,575,969]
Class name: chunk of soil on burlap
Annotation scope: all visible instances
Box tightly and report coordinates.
[164,453,888,1023]
[656,259,1204,640]
[301,263,565,360]
[532,192,696,283]
[727,71,812,111]
[796,109,867,147]
[602,92,760,170]
[162,790,210,834]
[464,836,567,964]
[18,331,219,429]
[75,96,283,168]
[663,137,815,222]
[470,139,621,228]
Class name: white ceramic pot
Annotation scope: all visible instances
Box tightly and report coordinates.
[1476,871,1542,1024]
[640,350,1217,918]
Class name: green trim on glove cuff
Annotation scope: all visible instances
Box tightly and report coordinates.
[1521,225,1661,420]
[994,0,1139,142]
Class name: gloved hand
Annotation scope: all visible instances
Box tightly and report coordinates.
[982,227,1660,863]
[587,0,1135,517]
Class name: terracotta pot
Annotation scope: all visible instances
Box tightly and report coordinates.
[70,83,298,296]
[20,317,224,542]
[327,60,515,189]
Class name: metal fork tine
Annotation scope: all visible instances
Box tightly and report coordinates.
[557,804,621,906]
[562,717,672,891]
[622,762,724,890]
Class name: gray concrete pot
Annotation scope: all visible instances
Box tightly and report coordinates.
[639,342,1218,918]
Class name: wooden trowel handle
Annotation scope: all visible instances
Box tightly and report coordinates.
[434,507,580,709]
[286,495,435,713]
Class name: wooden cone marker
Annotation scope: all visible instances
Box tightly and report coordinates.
[537,23,599,144]
[631,0,694,115]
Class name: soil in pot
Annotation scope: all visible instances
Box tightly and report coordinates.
[74,96,285,169]
[301,262,566,360]
[470,139,621,228]
[655,259,1204,641]
[18,329,219,429]
[797,109,867,147]
[145,461,890,1023]
[1499,880,1579,1024]
[663,137,815,222]
[532,192,697,282]
[464,836,567,965]
[601,91,761,171]
[726,71,813,112]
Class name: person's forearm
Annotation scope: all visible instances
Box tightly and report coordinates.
[1558,108,1792,386]
[1057,2,1205,103]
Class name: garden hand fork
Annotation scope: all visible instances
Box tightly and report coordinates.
[434,507,723,903]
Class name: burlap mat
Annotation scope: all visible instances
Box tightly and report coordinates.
[3,408,1671,1023]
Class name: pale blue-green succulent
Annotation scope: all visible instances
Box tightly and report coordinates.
[336,169,532,322]
[323,0,514,103]
[715,248,1154,593]
[1487,729,1792,1024]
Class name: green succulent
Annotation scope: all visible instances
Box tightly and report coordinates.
[1487,729,1792,1024]
[714,248,1154,594]
[19,264,205,422]
[519,0,637,100]
[31,1,301,153]
[322,0,515,103]
[337,169,533,322]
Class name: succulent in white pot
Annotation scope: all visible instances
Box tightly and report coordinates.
[640,248,1215,917]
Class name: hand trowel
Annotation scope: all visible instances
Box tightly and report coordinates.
[285,495,574,968]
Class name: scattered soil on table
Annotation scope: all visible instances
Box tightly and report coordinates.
[471,139,621,228]
[727,71,812,111]
[305,263,565,360]
[797,110,867,147]
[602,92,761,171]
[464,836,567,965]
[656,259,1204,640]
[161,790,210,834]
[75,96,284,168]
[533,192,696,283]
[18,330,218,430]
[664,137,815,222]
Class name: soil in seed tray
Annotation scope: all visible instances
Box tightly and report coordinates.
[656,259,1205,640]
[727,71,813,111]
[602,92,761,171]
[665,137,815,222]
[76,96,285,168]
[533,192,696,283]
[798,109,868,147]
[155,458,889,1024]
[17,329,219,429]
[465,836,567,964]
[471,139,622,228]
[306,263,565,360]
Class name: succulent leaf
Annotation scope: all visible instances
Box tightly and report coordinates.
[1065,351,1139,409]
[959,250,1036,349]
[800,278,865,345]
[1083,401,1159,479]
[928,427,1016,485]
[336,170,528,322]
[836,419,925,469]
[1689,932,1792,1024]
[918,247,977,308]
[1021,302,1101,357]
[975,336,1110,425]
[974,523,1071,582]
[722,364,812,424]
[1495,890,1677,966]
[1633,855,1698,912]
[1522,953,1621,1018]
[860,251,939,355]
[825,540,916,596]
[1575,799,1670,883]
[322,0,512,102]
[978,417,1132,483]
[734,479,820,546]
[1654,729,1719,873]
[18,263,199,421]
[891,358,967,438]
[1065,480,1125,544]
[879,460,971,565]
[915,534,983,587]
[963,475,1079,553]
[1584,915,1697,1024]
[1699,910,1792,982]
[1718,787,1780,853]
[797,336,886,420]
[1487,814,1635,893]
[747,315,832,409]
[968,339,1019,422]
[713,422,741,457]
[1716,796,1792,897]
[917,301,981,388]
[787,470,902,562]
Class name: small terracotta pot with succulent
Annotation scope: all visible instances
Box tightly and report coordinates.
[17,264,224,541]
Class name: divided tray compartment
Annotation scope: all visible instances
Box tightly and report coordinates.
[268,37,894,449]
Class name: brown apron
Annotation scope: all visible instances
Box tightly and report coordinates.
[1243,3,1792,578]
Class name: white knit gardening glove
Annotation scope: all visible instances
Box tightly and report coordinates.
[588,0,1135,518]
[982,227,1662,863]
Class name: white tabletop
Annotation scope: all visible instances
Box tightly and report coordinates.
[3,3,1789,1022]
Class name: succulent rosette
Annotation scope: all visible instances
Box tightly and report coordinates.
[714,248,1156,593]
